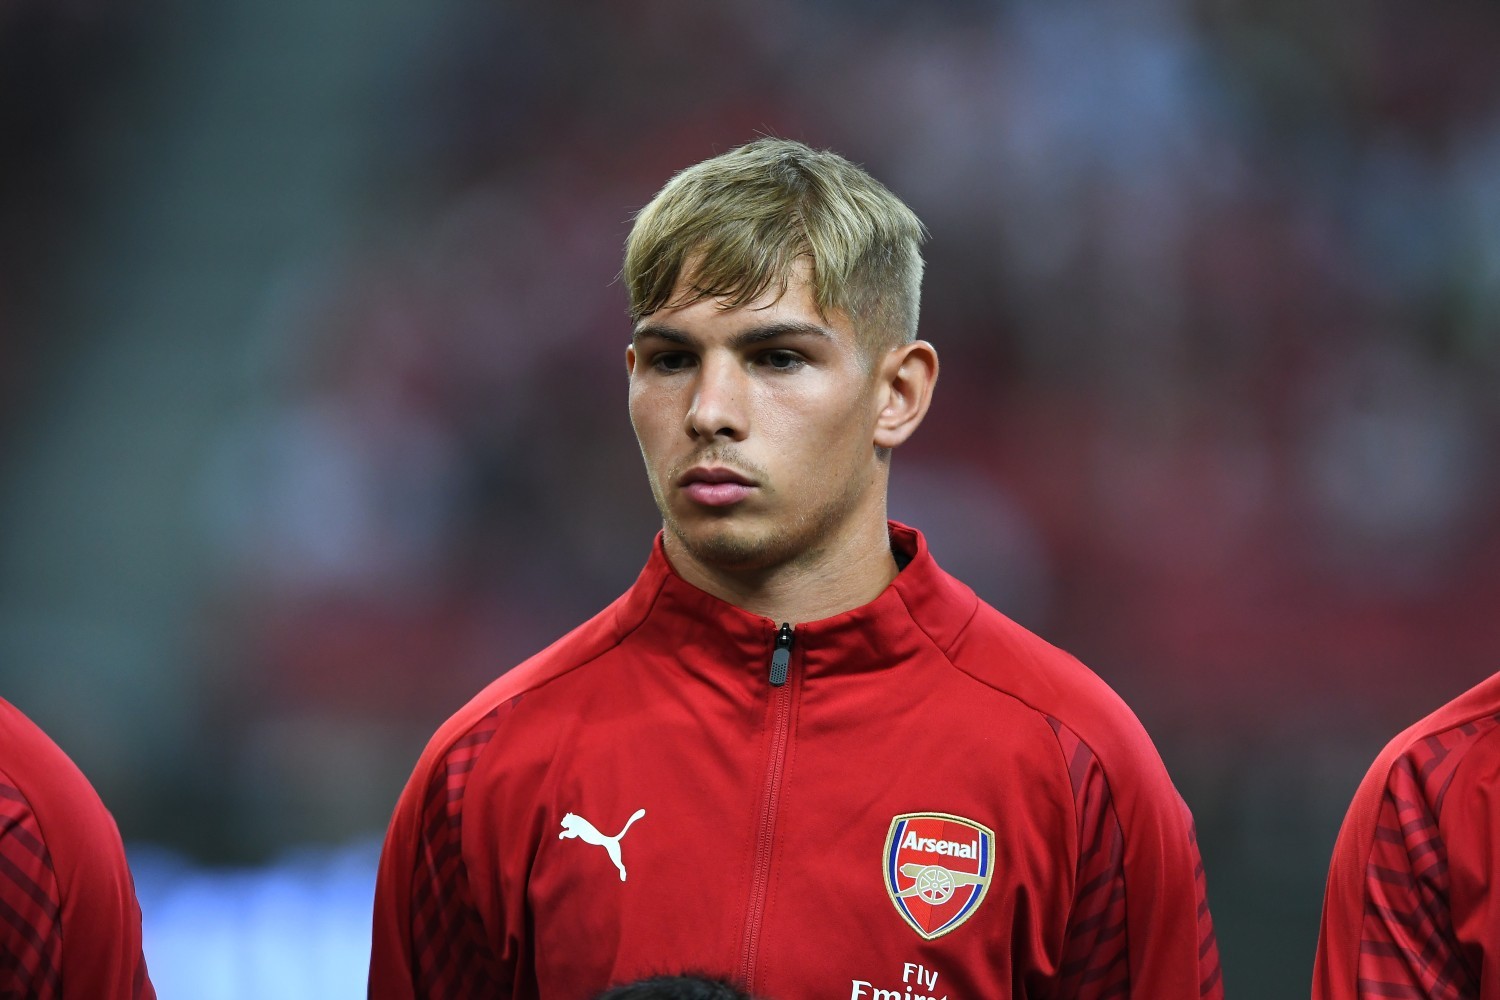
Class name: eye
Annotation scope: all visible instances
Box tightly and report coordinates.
[649,351,695,373]
[760,350,804,371]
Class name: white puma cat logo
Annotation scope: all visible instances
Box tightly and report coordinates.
[559,808,646,881]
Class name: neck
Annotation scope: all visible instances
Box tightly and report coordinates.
[664,516,899,625]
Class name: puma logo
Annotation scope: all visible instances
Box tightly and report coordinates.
[559,808,646,881]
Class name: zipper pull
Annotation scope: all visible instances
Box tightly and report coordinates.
[769,623,793,686]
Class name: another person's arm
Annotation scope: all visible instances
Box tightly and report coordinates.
[0,702,154,999]
[1314,726,1497,1000]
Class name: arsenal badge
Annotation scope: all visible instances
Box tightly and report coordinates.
[883,812,995,940]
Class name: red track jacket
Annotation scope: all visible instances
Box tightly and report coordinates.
[0,698,154,999]
[370,523,1221,999]
[1314,671,1500,1000]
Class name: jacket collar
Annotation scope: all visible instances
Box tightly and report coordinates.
[615,522,979,677]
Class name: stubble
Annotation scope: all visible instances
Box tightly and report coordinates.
[657,446,877,578]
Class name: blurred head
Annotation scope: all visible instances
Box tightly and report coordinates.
[593,973,757,1000]
[624,137,927,356]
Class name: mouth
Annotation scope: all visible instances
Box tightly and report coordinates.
[678,466,756,508]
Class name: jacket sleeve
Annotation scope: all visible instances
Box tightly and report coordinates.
[369,721,506,1000]
[0,782,65,999]
[1441,734,1499,999]
[0,766,154,999]
[1116,790,1221,999]
[1049,719,1222,1000]
[1315,734,1489,1000]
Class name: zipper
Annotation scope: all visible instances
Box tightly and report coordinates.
[768,622,793,686]
[738,622,796,986]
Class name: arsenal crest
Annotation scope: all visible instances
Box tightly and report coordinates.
[883,812,994,940]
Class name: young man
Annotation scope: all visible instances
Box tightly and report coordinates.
[369,138,1222,999]
[0,697,155,998]
[1313,671,1500,999]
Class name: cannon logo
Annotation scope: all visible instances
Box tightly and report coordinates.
[883,812,994,940]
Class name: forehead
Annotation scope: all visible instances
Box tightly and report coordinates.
[633,266,855,346]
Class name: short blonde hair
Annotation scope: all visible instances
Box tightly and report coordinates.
[624,138,927,348]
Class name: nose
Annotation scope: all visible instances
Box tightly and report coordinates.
[685,355,748,441]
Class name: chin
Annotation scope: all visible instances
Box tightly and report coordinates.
[670,517,789,573]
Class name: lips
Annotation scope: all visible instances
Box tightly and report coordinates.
[679,466,756,507]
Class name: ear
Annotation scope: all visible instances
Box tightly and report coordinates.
[873,340,939,450]
[625,343,638,377]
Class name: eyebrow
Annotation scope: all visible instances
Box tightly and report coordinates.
[631,320,833,349]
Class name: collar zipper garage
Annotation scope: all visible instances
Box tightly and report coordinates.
[768,622,793,686]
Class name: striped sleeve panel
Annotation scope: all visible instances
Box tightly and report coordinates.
[1188,816,1223,999]
[1046,717,1222,1000]
[1352,718,1498,999]
[0,781,62,999]
[408,709,504,999]
[1048,717,1129,999]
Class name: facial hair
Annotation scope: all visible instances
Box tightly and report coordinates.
[654,445,877,576]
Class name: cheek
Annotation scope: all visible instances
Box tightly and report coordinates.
[629,390,691,482]
[627,399,664,469]
[626,390,644,433]
[628,386,665,438]
[775,385,874,452]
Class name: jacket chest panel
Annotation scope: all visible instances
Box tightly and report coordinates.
[511,693,1073,998]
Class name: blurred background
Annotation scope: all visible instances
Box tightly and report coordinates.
[3,0,1499,994]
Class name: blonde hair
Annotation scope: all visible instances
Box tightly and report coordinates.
[624,138,927,348]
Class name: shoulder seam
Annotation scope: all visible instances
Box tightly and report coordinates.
[429,568,674,829]
[896,590,1088,742]
[1430,712,1500,822]
[439,568,669,759]
[894,583,980,660]
[1362,709,1500,825]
